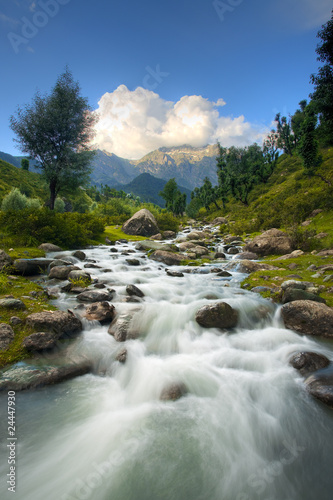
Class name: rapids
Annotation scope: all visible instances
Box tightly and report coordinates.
[1,236,333,500]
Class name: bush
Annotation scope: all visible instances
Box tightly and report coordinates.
[1,188,28,211]
[54,198,65,213]
[0,208,106,248]
[155,211,179,232]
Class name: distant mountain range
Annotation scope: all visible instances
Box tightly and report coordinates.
[0,144,218,204]
[90,144,219,190]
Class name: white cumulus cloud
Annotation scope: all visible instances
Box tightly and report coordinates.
[94,85,267,159]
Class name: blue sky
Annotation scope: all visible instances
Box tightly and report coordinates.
[0,0,332,159]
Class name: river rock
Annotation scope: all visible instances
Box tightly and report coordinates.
[122,209,160,237]
[13,259,53,276]
[151,233,163,240]
[235,252,258,260]
[22,332,59,352]
[0,324,14,350]
[244,229,293,256]
[126,284,145,298]
[38,243,63,252]
[236,260,283,274]
[166,270,184,277]
[212,217,228,225]
[49,265,79,280]
[274,250,304,260]
[72,250,86,261]
[282,288,326,304]
[68,270,92,283]
[84,302,116,323]
[49,259,73,269]
[150,250,184,266]
[195,302,238,329]
[26,310,82,338]
[77,290,114,303]
[179,241,196,252]
[160,382,188,401]
[0,250,12,271]
[305,367,333,408]
[0,298,26,310]
[163,231,176,239]
[108,313,139,342]
[289,352,330,376]
[216,271,232,277]
[126,258,141,266]
[116,348,127,363]
[0,361,91,391]
[214,252,226,259]
[281,300,333,338]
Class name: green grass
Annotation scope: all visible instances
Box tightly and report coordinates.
[241,253,333,306]
[0,272,57,368]
[95,225,149,244]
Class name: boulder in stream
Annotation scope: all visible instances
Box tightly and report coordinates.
[84,302,116,323]
[289,351,330,377]
[195,302,238,329]
[126,284,145,298]
[0,361,92,391]
[305,366,333,408]
[281,300,333,338]
[160,382,188,401]
[150,250,184,266]
[77,290,114,303]
[22,332,59,352]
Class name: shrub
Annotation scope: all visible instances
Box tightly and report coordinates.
[54,198,65,213]
[0,208,106,248]
[1,188,28,211]
[155,211,179,232]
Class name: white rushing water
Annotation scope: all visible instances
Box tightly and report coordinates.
[1,236,333,500]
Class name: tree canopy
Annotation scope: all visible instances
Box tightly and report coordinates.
[10,68,97,209]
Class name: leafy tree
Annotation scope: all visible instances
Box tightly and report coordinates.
[216,144,230,208]
[10,68,96,209]
[310,10,333,144]
[173,192,187,216]
[191,177,220,210]
[291,100,308,146]
[274,113,296,155]
[262,131,280,182]
[21,158,29,171]
[159,178,178,212]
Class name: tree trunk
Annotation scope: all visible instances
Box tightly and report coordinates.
[49,180,57,210]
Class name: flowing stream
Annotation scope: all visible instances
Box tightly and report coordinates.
[1,233,333,500]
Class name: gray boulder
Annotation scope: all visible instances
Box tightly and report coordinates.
[150,250,184,266]
[14,259,53,276]
[48,265,79,280]
[282,288,326,304]
[122,209,159,237]
[68,270,92,283]
[0,298,26,310]
[244,228,293,256]
[163,231,176,239]
[72,250,86,261]
[116,348,127,363]
[26,310,82,338]
[126,284,145,298]
[289,351,330,376]
[236,260,283,274]
[160,382,188,401]
[0,361,91,391]
[281,300,333,338]
[84,302,115,323]
[0,324,14,350]
[38,243,63,252]
[195,302,238,329]
[77,290,114,303]
[22,332,58,352]
[108,313,139,342]
[0,250,12,271]
[305,367,333,408]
